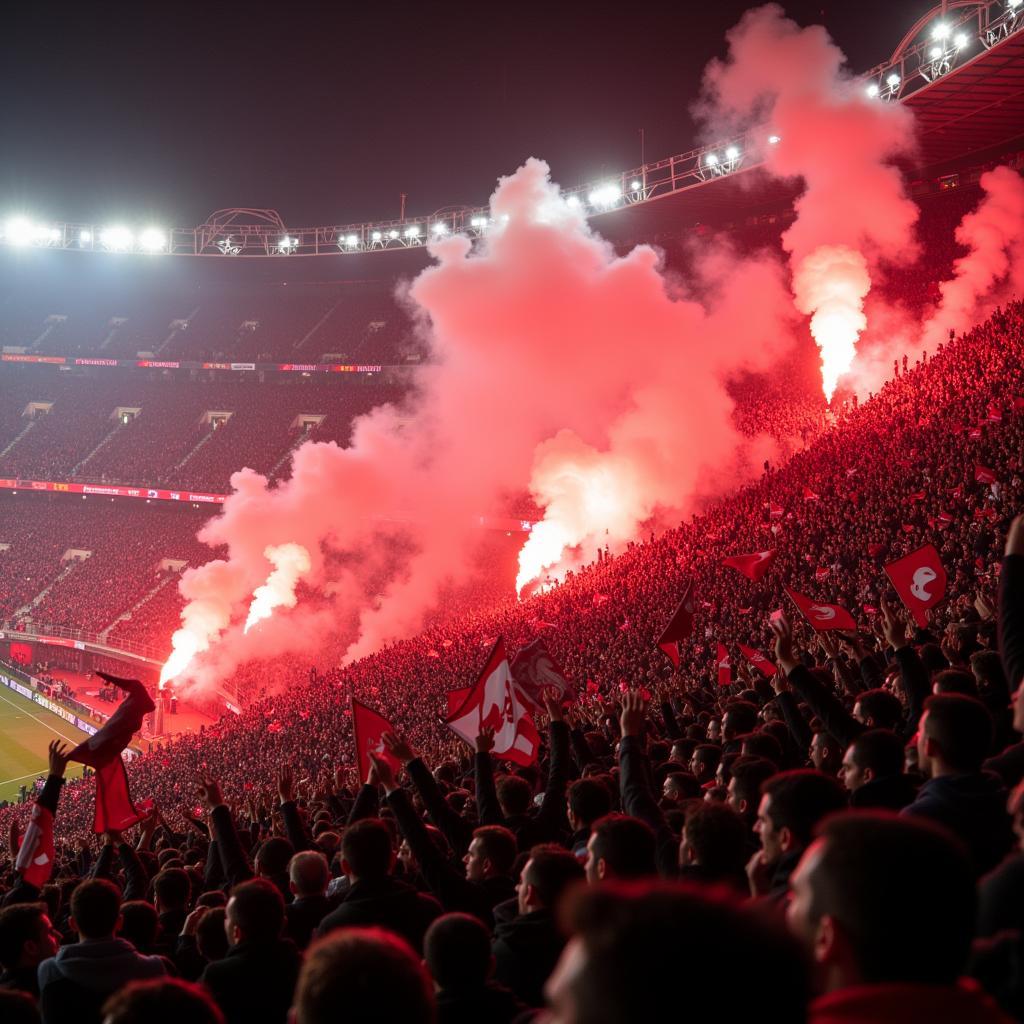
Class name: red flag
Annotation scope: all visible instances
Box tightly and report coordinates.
[717,644,732,687]
[785,587,857,632]
[586,679,600,694]
[445,639,540,766]
[446,686,473,718]
[975,465,997,484]
[267,720,282,734]
[738,644,777,677]
[1012,396,1024,413]
[802,486,820,502]
[592,593,610,606]
[15,803,55,888]
[908,491,926,503]
[968,427,983,440]
[352,699,402,782]
[427,649,441,658]
[67,673,153,834]
[884,544,947,628]
[510,638,576,710]
[867,543,886,559]
[987,404,1003,422]
[814,567,830,582]
[768,502,784,519]
[936,512,953,528]
[722,550,777,582]
[657,581,695,667]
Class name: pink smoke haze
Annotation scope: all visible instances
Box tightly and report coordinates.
[698,3,919,398]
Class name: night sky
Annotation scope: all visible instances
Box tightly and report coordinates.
[2,1,939,230]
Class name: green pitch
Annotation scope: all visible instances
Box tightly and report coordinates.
[0,685,88,803]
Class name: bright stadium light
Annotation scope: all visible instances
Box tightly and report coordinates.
[432,222,448,235]
[725,146,739,160]
[866,83,880,97]
[929,45,943,58]
[630,180,641,190]
[47,227,61,242]
[705,153,719,166]
[79,229,92,244]
[388,229,399,239]
[371,230,382,241]
[768,134,781,145]
[344,233,359,247]
[101,225,134,251]
[277,235,298,254]
[566,195,581,208]
[4,217,35,246]
[954,32,968,48]
[138,227,167,252]
[588,183,621,207]
[404,225,420,238]
[931,22,950,39]
[1011,0,1022,9]
[886,73,901,87]
[470,216,487,228]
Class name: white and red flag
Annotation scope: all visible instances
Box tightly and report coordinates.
[15,803,55,888]
[446,639,540,766]
[738,644,778,678]
[722,549,777,582]
[445,687,473,718]
[657,581,695,667]
[884,543,947,628]
[768,502,784,520]
[975,465,998,484]
[716,644,732,687]
[785,587,857,632]
[351,699,402,782]
[802,486,820,502]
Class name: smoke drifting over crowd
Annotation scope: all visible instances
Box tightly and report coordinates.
[160,5,1020,693]
[698,3,918,399]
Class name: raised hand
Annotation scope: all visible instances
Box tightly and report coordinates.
[619,690,647,738]
[381,731,416,765]
[47,740,71,779]
[369,752,396,793]
[475,725,495,754]
[770,613,799,674]
[880,596,907,650]
[542,690,565,723]
[198,777,224,811]
[277,765,295,804]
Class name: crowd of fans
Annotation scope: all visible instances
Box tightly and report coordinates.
[0,289,1021,1021]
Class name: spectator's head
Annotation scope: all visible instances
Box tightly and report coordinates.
[722,701,758,742]
[567,779,612,833]
[224,879,284,947]
[840,729,904,791]
[424,913,492,991]
[196,907,228,963]
[0,903,58,971]
[463,826,516,883]
[689,744,721,784]
[70,878,121,941]
[495,774,533,817]
[341,818,394,882]
[118,901,158,952]
[809,730,841,773]
[0,991,40,1024]
[517,844,585,915]
[669,739,697,765]
[660,771,702,806]
[547,883,807,1023]
[255,836,294,880]
[852,689,902,730]
[917,693,993,776]
[585,815,656,883]
[787,812,974,991]
[970,650,1007,698]
[679,800,749,880]
[932,668,978,696]
[101,978,224,1024]
[153,867,190,914]
[756,770,847,864]
[295,928,434,1024]
[726,756,777,824]
[289,850,330,899]
[740,731,784,765]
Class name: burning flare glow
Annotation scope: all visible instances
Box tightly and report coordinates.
[243,543,311,633]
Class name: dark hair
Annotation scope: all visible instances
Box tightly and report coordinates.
[589,815,656,879]
[119,901,159,952]
[761,770,847,849]
[153,867,191,911]
[562,882,807,1022]
[424,913,491,989]
[0,903,47,968]
[810,812,974,984]
[683,801,749,879]
[290,851,330,897]
[70,878,121,939]
[932,669,977,696]
[341,819,394,880]
[663,772,703,800]
[848,729,903,779]
[739,731,784,764]
[197,907,229,963]
[471,826,517,876]
[296,928,434,1024]
[922,693,993,771]
[729,756,777,815]
[495,774,532,816]
[102,979,224,1024]
[692,744,722,772]
[255,836,295,877]
[227,879,284,944]
[970,650,1008,696]
[854,689,902,730]
[568,778,612,827]
[524,844,585,909]
[723,701,759,736]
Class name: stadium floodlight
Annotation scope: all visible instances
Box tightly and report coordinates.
[371,230,382,241]
[1011,0,1022,9]
[954,32,968,48]
[588,183,621,207]
[138,227,167,252]
[886,73,901,87]
[929,45,943,59]
[866,83,880,97]
[277,235,298,254]
[725,146,739,160]
[344,233,359,247]
[566,195,581,208]
[768,134,781,144]
[101,225,134,251]
[404,225,420,239]
[432,222,448,235]
[4,217,35,246]
[388,229,399,239]
[79,229,92,244]
[470,216,487,228]
[705,153,719,166]
[931,22,950,39]
[630,180,641,190]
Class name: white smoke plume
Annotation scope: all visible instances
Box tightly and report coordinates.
[697,3,919,399]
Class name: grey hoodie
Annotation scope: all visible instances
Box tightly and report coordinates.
[38,937,166,993]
